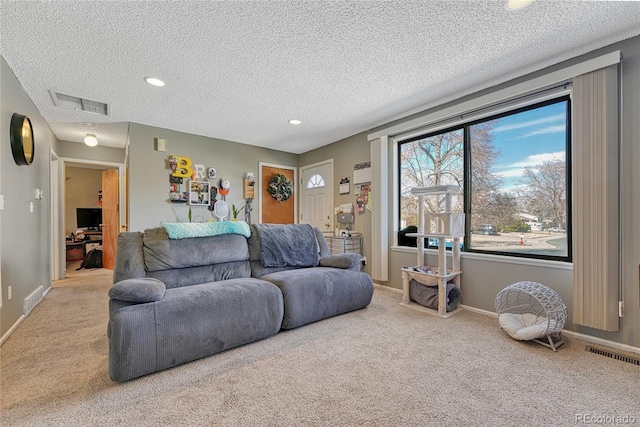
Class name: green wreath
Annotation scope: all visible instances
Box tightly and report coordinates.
[268,173,293,202]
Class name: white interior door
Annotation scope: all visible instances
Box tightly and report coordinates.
[300,160,333,233]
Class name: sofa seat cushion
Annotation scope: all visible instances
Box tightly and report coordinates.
[108,278,284,382]
[259,267,374,329]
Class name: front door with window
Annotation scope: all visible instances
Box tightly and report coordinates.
[301,161,333,233]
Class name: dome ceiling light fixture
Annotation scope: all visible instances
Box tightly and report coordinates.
[144,76,165,87]
[288,119,301,125]
[505,0,534,11]
[84,133,98,147]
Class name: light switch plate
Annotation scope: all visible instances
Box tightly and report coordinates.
[154,138,166,152]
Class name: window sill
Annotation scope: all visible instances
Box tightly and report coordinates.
[390,246,573,271]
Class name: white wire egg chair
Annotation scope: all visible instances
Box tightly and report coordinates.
[495,281,567,351]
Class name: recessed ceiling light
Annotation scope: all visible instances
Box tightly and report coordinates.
[289,119,301,125]
[144,76,165,87]
[505,0,533,11]
[84,134,98,147]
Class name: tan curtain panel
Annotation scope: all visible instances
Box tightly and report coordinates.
[572,65,619,331]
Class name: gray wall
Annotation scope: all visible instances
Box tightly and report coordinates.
[1,56,58,338]
[608,35,640,347]
[299,133,372,276]
[128,123,298,232]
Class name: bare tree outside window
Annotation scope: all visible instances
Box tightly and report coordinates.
[469,121,506,229]
[520,160,567,230]
[399,129,464,228]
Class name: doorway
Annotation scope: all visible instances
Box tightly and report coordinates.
[54,158,125,277]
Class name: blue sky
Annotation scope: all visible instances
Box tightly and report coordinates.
[483,101,568,192]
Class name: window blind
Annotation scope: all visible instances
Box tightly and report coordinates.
[572,64,620,331]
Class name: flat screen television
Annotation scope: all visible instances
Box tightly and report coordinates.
[76,208,102,230]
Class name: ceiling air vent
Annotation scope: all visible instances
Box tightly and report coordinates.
[49,91,110,116]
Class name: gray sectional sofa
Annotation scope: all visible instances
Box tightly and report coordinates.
[108,223,374,382]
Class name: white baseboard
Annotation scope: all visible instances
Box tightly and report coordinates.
[0,314,27,347]
[0,285,51,347]
[460,304,498,318]
[373,283,402,293]
[561,330,640,355]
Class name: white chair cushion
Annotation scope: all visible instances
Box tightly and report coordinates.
[499,313,548,341]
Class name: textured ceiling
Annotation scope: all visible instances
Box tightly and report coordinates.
[1,1,639,154]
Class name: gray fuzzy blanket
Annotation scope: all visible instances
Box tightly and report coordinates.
[253,223,318,267]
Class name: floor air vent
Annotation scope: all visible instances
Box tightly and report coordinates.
[586,346,640,366]
[23,286,43,316]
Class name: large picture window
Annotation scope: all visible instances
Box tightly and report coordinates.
[398,96,571,261]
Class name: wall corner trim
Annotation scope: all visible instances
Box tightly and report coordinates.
[370,136,388,281]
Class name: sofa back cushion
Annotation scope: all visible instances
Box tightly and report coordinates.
[143,227,249,271]
[147,261,251,289]
[113,227,252,288]
[248,224,330,277]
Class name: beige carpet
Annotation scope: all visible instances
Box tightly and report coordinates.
[1,268,638,426]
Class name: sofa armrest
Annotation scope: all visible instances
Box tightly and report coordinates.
[113,231,146,283]
[319,253,362,270]
[109,278,166,303]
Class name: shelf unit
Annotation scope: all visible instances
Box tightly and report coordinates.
[325,232,363,256]
[400,185,464,318]
[66,231,103,262]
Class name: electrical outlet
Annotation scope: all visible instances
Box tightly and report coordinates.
[8,286,12,300]
[361,257,367,265]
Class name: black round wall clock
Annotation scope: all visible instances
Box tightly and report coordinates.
[10,113,35,166]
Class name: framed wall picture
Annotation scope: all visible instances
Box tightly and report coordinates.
[189,180,210,206]
[169,176,188,203]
